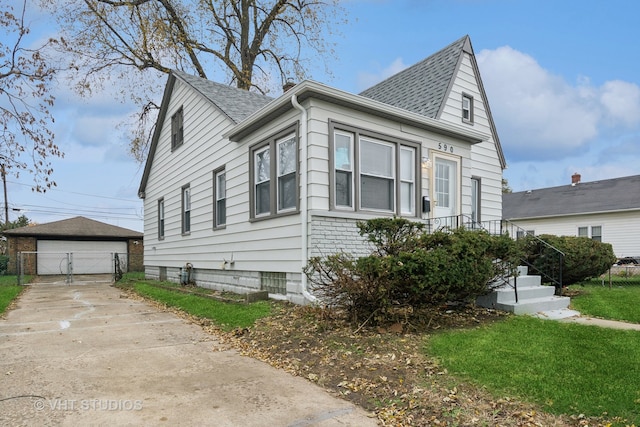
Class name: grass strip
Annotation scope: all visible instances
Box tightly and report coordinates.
[569,282,640,323]
[426,316,640,424]
[0,278,23,315]
[132,282,271,331]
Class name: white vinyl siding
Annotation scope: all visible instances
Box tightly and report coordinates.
[440,53,503,222]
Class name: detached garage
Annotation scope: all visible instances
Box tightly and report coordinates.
[3,216,143,276]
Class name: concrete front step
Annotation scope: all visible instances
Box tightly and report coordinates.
[489,284,556,304]
[495,295,571,315]
[477,269,570,315]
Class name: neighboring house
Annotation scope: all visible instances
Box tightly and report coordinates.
[138,35,506,303]
[3,216,143,275]
[503,173,640,258]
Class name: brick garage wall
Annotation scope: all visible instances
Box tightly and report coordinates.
[127,238,144,272]
[6,236,37,275]
[310,215,374,259]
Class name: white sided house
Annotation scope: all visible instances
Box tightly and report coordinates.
[503,173,640,259]
[138,35,507,303]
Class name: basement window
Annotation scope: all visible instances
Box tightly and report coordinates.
[260,272,286,295]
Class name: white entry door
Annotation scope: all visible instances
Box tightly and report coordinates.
[433,157,458,227]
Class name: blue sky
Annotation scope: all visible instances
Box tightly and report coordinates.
[3,0,640,232]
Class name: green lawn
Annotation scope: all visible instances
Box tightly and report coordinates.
[426,315,640,424]
[568,280,640,323]
[0,276,23,315]
[131,282,272,330]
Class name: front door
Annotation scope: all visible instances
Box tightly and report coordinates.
[433,157,458,228]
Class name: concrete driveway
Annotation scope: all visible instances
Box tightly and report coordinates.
[0,282,378,426]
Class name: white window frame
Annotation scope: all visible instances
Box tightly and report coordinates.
[249,126,299,220]
[471,177,481,223]
[462,94,474,124]
[254,145,271,217]
[330,122,419,217]
[359,137,396,212]
[214,168,226,228]
[277,135,297,213]
[182,185,191,234]
[399,146,416,215]
[333,131,354,210]
[158,198,165,239]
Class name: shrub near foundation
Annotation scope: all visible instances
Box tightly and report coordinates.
[306,218,518,324]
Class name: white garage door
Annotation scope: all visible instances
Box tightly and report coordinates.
[37,240,127,275]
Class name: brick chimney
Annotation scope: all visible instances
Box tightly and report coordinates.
[571,172,581,185]
[282,79,295,93]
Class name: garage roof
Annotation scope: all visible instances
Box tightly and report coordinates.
[2,216,143,239]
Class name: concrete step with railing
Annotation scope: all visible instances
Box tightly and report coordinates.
[476,266,570,315]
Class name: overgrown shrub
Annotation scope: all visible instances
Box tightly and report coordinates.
[519,234,616,286]
[0,255,8,275]
[305,218,519,324]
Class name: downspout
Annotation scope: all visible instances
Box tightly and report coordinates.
[291,94,317,303]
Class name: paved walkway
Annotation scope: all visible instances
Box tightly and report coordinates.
[0,282,378,426]
[535,309,640,330]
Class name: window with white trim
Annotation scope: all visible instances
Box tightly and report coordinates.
[471,177,481,223]
[214,168,226,228]
[277,137,297,211]
[331,123,418,216]
[462,94,473,124]
[250,127,299,219]
[580,225,602,241]
[158,198,165,239]
[334,131,354,208]
[182,185,191,234]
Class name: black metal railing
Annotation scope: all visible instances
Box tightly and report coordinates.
[424,215,565,295]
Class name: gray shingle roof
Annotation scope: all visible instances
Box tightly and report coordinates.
[359,36,468,118]
[503,175,640,219]
[2,216,143,238]
[173,70,273,123]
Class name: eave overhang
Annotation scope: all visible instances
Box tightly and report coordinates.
[224,80,487,144]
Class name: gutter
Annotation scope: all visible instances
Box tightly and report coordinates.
[291,94,317,303]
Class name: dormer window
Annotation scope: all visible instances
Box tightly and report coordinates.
[462,94,473,124]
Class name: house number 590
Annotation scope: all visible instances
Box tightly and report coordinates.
[438,143,453,153]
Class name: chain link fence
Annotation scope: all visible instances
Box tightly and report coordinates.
[15,251,144,284]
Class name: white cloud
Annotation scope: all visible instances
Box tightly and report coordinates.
[599,80,640,127]
[356,57,408,91]
[479,45,640,190]
[477,46,602,161]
